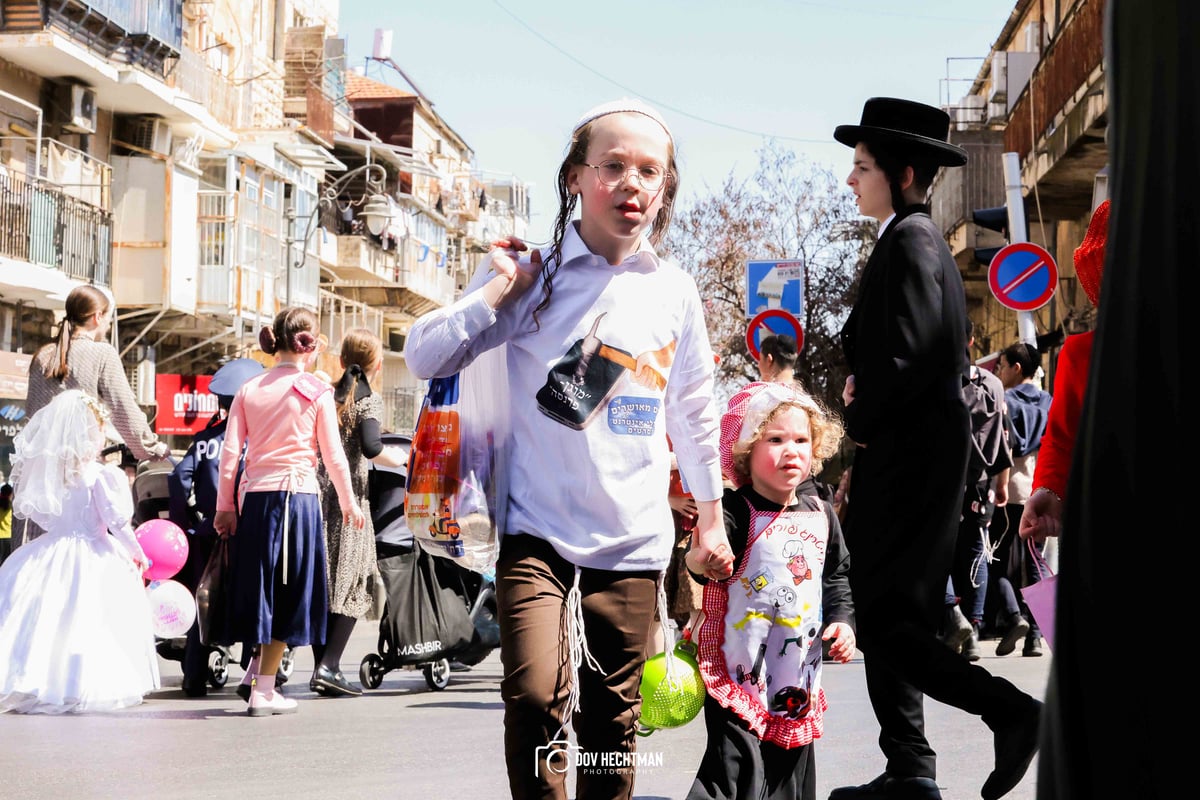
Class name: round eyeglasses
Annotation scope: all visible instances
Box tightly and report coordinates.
[583,160,672,191]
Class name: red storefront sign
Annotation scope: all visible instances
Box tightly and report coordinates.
[155,374,218,435]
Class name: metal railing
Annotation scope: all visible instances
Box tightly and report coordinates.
[318,289,383,349]
[38,138,112,211]
[0,167,112,284]
[1005,0,1106,161]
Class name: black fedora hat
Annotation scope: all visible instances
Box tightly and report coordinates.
[834,97,967,167]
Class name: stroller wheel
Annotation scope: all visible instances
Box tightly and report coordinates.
[423,658,451,691]
[279,646,296,679]
[208,649,229,688]
[360,653,385,690]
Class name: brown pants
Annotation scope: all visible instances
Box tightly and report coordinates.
[497,534,658,800]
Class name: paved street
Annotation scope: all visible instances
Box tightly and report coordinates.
[0,624,1049,799]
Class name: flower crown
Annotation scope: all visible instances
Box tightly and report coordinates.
[82,394,111,421]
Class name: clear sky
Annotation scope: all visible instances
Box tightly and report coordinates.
[336,0,1019,242]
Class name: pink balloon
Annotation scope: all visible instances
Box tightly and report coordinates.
[135,519,189,581]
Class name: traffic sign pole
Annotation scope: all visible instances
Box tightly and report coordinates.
[1003,152,1037,344]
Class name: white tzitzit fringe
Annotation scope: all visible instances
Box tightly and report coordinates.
[656,573,683,691]
[556,567,605,738]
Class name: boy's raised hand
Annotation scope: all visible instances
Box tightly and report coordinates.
[822,622,856,663]
[484,236,542,310]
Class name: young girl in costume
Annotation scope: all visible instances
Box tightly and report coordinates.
[0,389,160,714]
[406,98,733,798]
[686,381,856,800]
[213,307,365,717]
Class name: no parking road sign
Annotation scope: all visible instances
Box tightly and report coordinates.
[746,309,804,361]
[988,242,1058,311]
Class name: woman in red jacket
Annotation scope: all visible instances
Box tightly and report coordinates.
[1019,199,1108,543]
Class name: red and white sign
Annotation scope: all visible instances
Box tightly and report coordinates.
[745,309,804,361]
[155,374,217,435]
[988,242,1058,312]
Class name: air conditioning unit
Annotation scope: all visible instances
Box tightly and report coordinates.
[64,84,97,134]
[988,52,1009,105]
[129,116,173,156]
[126,346,157,406]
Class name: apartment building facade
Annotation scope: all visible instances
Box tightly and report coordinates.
[0,0,531,476]
[930,0,1108,375]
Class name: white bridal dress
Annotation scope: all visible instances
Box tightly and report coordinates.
[0,461,160,714]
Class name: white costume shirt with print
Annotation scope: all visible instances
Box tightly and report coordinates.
[405,222,721,571]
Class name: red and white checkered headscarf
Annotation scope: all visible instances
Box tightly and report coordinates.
[719,381,822,488]
[1074,199,1109,308]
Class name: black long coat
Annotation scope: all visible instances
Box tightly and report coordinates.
[839,204,970,629]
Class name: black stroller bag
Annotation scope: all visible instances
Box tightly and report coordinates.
[377,546,474,666]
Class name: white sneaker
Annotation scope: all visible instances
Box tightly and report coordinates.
[247,690,299,717]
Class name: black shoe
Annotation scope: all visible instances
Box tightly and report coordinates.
[1022,635,1043,657]
[995,613,1030,657]
[829,773,942,800]
[309,664,363,697]
[181,678,208,698]
[448,660,473,672]
[982,700,1042,800]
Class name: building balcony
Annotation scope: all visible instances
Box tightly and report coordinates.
[0,164,112,287]
[317,288,383,356]
[1005,0,1108,220]
[0,0,181,76]
[931,127,1008,291]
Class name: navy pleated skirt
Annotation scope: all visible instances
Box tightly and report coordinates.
[222,490,327,648]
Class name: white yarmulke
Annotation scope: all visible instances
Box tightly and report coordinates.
[574,97,672,141]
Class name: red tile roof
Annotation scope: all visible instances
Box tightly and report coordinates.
[345,73,415,100]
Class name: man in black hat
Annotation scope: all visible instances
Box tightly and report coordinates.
[829,98,1041,800]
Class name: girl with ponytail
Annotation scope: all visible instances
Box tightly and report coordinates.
[213,307,366,716]
[23,286,167,544]
[309,327,406,697]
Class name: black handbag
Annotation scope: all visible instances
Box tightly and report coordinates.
[195,537,231,646]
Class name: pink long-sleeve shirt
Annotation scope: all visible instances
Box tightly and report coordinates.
[216,362,355,515]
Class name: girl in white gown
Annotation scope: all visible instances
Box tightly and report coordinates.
[0,389,161,714]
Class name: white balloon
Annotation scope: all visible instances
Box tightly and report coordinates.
[146,579,197,639]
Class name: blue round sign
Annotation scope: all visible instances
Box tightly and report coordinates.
[987,242,1058,312]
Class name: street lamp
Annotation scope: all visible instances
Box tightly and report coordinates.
[293,162,394,272]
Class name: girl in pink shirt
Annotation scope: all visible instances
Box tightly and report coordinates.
[214,307,365,717]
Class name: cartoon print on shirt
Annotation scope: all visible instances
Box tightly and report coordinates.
[771,632,823,718]
[782,539,813,585]
[535,312,676,432]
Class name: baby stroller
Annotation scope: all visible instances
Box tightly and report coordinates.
[358,433,500,692]
[122,446,294,689]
